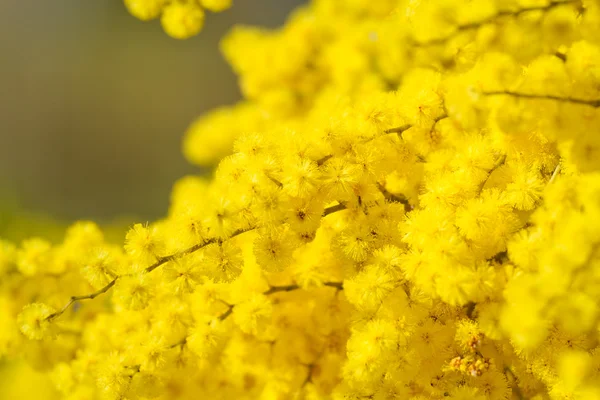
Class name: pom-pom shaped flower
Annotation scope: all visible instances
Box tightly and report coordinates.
[232,293,272,336]
[124,223,165,265]
[17,303,56,340]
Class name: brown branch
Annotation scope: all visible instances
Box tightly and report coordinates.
[263,284,300,295]
[48,228,254,322]
[46,277,118,321]
[317,120,418,165]
[168,338,187,349]
[504,366,525,400]
[43,202,345,324]
[464,302,476,320]
[434,114,448,124]
[264,281,344,296]
[489,251,508,264]
[483,90,600,108]
[323,203,347,217]
[384,124,412,136]
[218,304,234,321]
[266,173,283,188]
[146,227,253,274]
[324,281,344,291]
[430,114,448,135]
[478,154,507,193]
[145,238,218,273]
[377,183,413,212]
[554,51,567,62]
[170,280,344,351]
[302,363,316,388]
[316,155,333,166]
[419,1,578,46]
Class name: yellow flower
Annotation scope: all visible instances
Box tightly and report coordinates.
[161,1,205,40]
[17,303,55,340]
[232,293,272,336]
[12,0,600,398]
[124,223,165,265]
[124,0,166,21]
[16,238,52,276]
[253,226,298,273]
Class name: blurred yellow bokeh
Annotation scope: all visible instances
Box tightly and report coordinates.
[0,361,58,400]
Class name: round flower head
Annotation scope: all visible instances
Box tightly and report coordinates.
[124,0,167,21]
[17,303,56,340]
[161,1,205,39]
[124,223,165,265]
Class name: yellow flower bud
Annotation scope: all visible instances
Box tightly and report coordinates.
[161,1,205,40]
[124,0,167,21]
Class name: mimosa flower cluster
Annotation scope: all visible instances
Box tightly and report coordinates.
[2,0,600,399]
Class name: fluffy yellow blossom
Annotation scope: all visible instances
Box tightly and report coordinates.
[124,223,165,265]
[232,293,272,336]
[253,226,298,272]
[17,303,56,340]
[113,273,154,310]
[16,238,52,276]
[80,246,120,289]
[187,318,227,359]
[7,0,600,399]
[344,265,397,312]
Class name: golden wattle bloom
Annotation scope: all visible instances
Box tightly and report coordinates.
[2,0,600,399]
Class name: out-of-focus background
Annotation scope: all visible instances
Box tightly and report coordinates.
[0,0,304,239]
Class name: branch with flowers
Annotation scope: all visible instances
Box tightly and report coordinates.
[3,0,600,399]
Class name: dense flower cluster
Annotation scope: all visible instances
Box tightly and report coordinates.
[2,0,600,399]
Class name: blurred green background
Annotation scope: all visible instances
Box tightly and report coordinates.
[0,0,304,237]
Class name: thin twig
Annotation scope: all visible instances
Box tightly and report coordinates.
[168,338,187,349]
[44,194,347,323]
[377,183,413,212]
[167,280,344,348]
[302,363,316,388]
[384,124,412,136]
[263,284,301,295]
[316,155,333,166]
[419,1,578,46]
[324,281,344,291]
[218,305,234,321]
[145,238,218,273]
[504,366,525,400]
[146,227,253,274]
[266,173,283,188]
[483,90,600,108]
[478,154,507,193]
[46,277,117,321]
[549,162,561,183]
[323,203,347,216]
